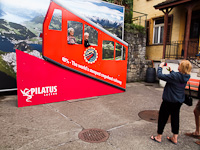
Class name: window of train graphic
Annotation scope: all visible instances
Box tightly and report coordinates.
[43,3,128,90]
[85,25,98,46]
[102,41,126,60]
[49,9,62,31]
[67,21,83,44]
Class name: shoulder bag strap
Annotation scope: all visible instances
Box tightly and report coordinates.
[189,83,191,96]
[198,82,200,98]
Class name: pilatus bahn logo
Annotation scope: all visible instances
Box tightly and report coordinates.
[83,47,98,64]
[20,86,57,102]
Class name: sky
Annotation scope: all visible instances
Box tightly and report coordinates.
[0,0,50,23]
[1,0,50,11]
[0,0,124,24]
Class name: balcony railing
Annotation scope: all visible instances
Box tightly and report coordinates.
[165,40,199,59]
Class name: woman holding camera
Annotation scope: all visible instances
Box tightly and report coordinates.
[151,60,192,144]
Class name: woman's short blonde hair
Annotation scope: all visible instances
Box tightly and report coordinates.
[179,60,192,74]
[68,27,74,33]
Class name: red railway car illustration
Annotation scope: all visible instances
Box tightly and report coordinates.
[42,0,128,90]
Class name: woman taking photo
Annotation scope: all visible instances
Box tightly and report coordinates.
[151,60,192,144]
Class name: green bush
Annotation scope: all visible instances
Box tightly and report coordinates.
[124,23,145,33]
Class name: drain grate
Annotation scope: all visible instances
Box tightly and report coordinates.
[78,128,109,143]
[138,110,171,123]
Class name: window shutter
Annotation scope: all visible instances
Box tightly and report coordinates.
[146,20,150,46]
[166,15,173,43]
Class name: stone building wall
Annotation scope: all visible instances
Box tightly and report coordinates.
[124,31,152,82]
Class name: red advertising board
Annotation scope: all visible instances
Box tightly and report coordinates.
[42,0,128,91]
[17,0,128,107]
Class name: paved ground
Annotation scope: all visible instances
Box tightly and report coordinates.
[0,82,199,150]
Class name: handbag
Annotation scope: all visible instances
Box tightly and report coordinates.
[184,83,193,106]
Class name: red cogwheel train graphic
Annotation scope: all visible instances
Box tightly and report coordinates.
[83,47,98,64]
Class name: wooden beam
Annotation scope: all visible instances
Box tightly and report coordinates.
[162,8,173,59]
[184,7,192,59]
[162,10,168,59]
[184,1,199,59]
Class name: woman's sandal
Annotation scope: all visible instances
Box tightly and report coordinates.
[150,136,161,143]
[167,137,177,145]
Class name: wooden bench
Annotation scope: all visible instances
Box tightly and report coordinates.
[185,78,200,97]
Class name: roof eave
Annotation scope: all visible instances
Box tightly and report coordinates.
[154,0,192,10]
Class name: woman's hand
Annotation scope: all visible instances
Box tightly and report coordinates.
[166,65,172,72]
[159,62,165,68]
[169,66,172,72]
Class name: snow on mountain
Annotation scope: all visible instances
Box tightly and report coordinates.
[1,50,43,73]
[24,50,43,59]
[1,52,16,72]
[85,15,122,28]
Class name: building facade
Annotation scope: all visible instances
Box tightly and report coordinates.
[133,0,200,61]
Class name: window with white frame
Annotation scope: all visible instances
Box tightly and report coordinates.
[153,18,164,44]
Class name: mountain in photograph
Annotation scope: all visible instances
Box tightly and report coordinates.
[0,19,43,52]
[86,15,122,38]
[0,19,37,41]
[1,7,122,39]
[31,15,45,24]
[24,15,44,36]
[0,19,43,80]
[25,13,123,38]
[87,15,122,28]
[0,51,16,78]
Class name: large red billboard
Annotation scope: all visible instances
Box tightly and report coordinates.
[16,0,128,107]
[42,0,128,90]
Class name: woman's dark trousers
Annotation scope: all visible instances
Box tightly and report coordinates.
[157,101,182,134]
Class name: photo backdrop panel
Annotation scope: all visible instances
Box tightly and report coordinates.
[0,0,124,91]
